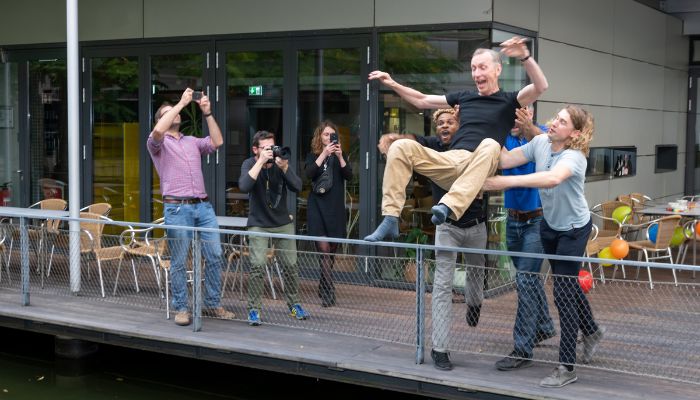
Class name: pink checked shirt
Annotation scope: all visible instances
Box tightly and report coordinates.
[147,133,215,199]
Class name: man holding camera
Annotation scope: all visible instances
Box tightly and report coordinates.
[148,88,234,326]
[239,130,308,326]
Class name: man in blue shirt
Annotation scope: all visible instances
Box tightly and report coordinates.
[495,107,556,371]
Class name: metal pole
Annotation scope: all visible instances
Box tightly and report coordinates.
[415,246,425,364]
[192,230,202,332]
[20,216,29,305]
[66,0,81,293]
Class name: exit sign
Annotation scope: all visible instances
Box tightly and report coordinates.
[248,85,263,96]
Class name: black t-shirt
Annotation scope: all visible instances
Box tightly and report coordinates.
[445,90,521,151]
[415,135,486,225]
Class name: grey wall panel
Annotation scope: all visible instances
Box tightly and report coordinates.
[666,15,689,71]
[80,0,144,41]
[375,0,490,27]
[0,0,66,45]
[492,0,539,33]
[539,0,613,53]
[611,57,665,110]
[662,111,687,149]
[664,68,689,113]
[538,40,613,106]
[612,0,666,65]
[585,180,613,209]
[143,0,374,37]
[635,156,664,199]
[610,108,663,155]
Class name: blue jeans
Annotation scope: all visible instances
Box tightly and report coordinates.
[164,202,223,312]
[506,215,555,357]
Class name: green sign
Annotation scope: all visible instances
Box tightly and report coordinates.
[248,85,263,96]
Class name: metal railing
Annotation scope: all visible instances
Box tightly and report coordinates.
[1,209,700,385]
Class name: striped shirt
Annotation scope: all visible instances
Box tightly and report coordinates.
[147,133,215,199]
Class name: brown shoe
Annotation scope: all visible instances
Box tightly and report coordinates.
[203,307,235,320]
[174,311,192,326]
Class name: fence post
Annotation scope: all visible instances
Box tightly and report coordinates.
[192,229,202,332]
[415,245,425,364]
[20,216,29,306]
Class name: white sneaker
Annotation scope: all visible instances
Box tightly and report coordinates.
[540,365,577,388]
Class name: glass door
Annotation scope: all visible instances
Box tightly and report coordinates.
[28,59,68,204]
[0,62,21,206]
[687,71,700,194]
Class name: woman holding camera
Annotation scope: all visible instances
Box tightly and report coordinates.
[304,120,353,307]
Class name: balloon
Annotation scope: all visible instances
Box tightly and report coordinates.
[612,206,632,224]
[670,226,685,247]
[610,238,629,259]
[696,222,700,237]
[578,270,593,294]
[648,223,658,243]
[598,246,614,267]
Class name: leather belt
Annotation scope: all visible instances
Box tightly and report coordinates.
[446,216,486,229]
[162,196,208,204]
[507,208,543,222]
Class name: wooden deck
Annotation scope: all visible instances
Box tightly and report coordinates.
[0,276,698,400]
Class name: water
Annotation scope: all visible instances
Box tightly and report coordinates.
[0,327,433,400]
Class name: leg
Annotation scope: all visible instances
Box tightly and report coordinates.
[197,203,224,309]
[460,223,487,327]
[272,223,301,309]
[164,204,194,313]
[247,227,271,312]
[431,224,460,353]
[316,240,338,307]
[439,138,500,220]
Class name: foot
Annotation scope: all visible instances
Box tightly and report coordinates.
[540,365,577,388]
[289,303,309,320]
[466,304,481,327]
[364,216,399,242]
[430,349,453,371]
[430,204,451,225]
[203,306,235,319]
[495,351,533,371]
[174,310,192,326]
[534,329,557,346]
[247,309,261,326]
[580,325,606,364]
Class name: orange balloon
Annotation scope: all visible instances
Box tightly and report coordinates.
[696,222,700,237]
[578,270,593,294]
[610,238,629,259]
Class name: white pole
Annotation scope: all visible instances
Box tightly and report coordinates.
[67,0,81,293]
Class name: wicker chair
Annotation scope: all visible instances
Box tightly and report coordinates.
[627,215,681,289]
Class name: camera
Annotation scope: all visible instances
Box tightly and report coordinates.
[330,133,339,144]
[192,91,203,101]
[266,145,291,163]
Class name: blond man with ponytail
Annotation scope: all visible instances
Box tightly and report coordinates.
[484,105,604,388]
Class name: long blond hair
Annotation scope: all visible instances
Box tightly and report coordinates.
[310,120,339,155]
[563,105,594,156]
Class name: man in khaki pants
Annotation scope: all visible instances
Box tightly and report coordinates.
[365,36,548,242]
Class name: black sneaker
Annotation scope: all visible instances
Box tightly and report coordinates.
[495,351,534,371]
[534,329,557,345]
[430,349,453,371]
[466,304,481,327]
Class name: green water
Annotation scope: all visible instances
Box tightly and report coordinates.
[0,328,430,400]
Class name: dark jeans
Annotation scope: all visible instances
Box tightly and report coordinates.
[506,215,555,357]
[540,218,598,367]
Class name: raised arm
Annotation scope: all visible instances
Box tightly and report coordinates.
[198,94,223,149]
[151,88,192,141]
[500,37,548,107]
[368,71,450,109]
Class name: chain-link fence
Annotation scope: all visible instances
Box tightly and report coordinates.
[1,212,699,385]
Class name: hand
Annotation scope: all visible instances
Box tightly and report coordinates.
[275,157,289,172]
[514,107,535,132]
[198,94,212,115]
[179,88,194,106]
[333,143,343,158]
[368,70,395,86]
[377,133,399,155]
[500,36,529,59]
[258,146,274,165]
[322,143,336,157]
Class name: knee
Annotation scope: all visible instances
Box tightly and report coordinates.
[387,139,416,158]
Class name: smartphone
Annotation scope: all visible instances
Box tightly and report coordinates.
[192,91,203,101]
[330,132,339,144]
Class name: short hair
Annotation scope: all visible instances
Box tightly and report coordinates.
[310,120,339,155]
[154,102,173,124]
[252,130,275,147]
[432,108,457,124]
[471,48,502,66]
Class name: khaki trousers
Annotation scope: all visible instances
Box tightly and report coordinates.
[381,138,500,219]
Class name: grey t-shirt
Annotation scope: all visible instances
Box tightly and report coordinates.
[519,134,590,231]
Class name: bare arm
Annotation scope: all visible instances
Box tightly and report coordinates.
[498,147,530,169]
[368,71,449,109]
[377,133,417,155]
[151,88,192,141]
[500,37,548,106]
[198,94,223,149]
[483,164,572,191]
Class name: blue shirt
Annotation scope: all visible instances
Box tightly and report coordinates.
[502,126,545,212]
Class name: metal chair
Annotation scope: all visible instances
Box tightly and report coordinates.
[586,212,625,284]
[76,212,129,297]
[627,215,681,289]
[80,202,112,217]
